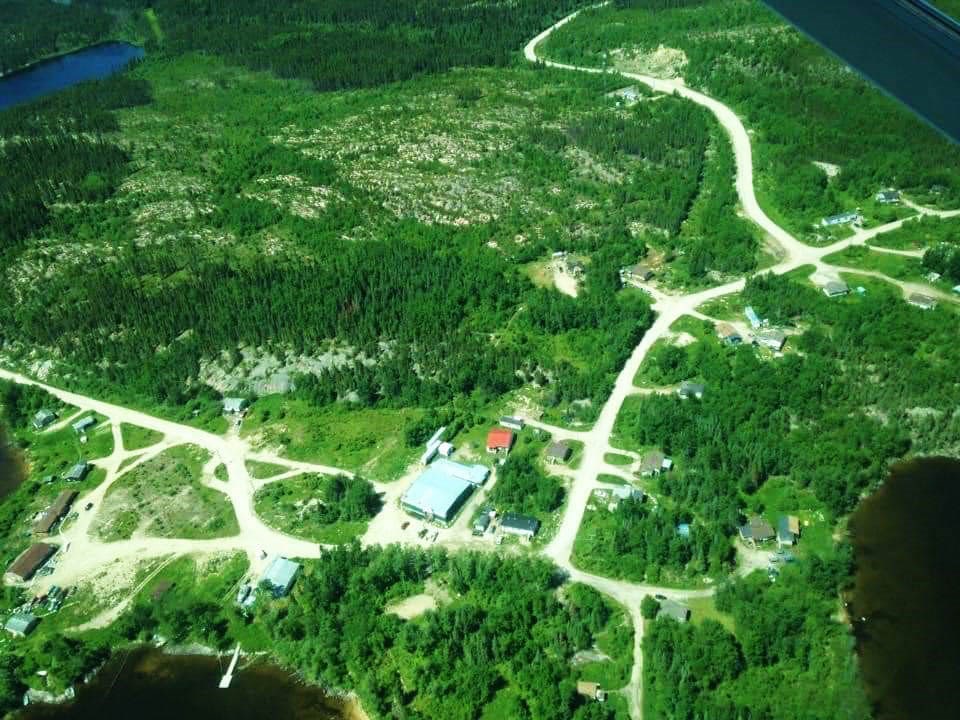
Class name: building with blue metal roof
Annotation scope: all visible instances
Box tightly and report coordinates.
[260,556,300,598]
[402,463,476,524]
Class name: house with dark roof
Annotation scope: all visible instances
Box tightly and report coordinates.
[72,416,96,434]
[5,543,56,582]
[777,515,801,547]
[499,416,524,431]
[908,293,937,310]
[875,189,901,204]
[33,490,78,535]
[33,410,57,430]
[65,462,90,483]
[622,263,654,284]
[4,612,38,637]
[500,513,539,539]
[677,381,705,400]
[739,517,775,547]
[546,441,571,464]
[822,280,849,297]
[756,329,787,351]
[486,428,514,455]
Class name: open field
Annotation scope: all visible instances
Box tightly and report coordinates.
[120,423,163,451]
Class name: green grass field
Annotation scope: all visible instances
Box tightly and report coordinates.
[245,459,288,479]
[822,246,924,282]
[604,452,633,467]
[120,423,163,451]
[94,445,238,541]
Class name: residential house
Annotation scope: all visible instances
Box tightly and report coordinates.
[676,523,691,538]
[622,263,654,284]
[222,397,248,414]
[908,293,937,310]
[875,189,901,204]
[822,280,850,297]
[546,441,571,464]
[677,381,705,400]
[612,485,644,502]
[639,450,672,476]
[657,599,690,623]
[820,211,862,228]
[777,515,801,548]
[33,490,78,535]
[4,543,56,583]
[33,410,57,430]
[486,428,514,455]
[739,517,775,547]
[473,514,491,536]
[72,416,96,434]
[4,612,38,638]
[65,462,90,483]
[716,322,742,345]
[260,556,301,598]
[500,513,540,539]
[755,329,787,351]
[499,416,525,431]
[576,681,607,702]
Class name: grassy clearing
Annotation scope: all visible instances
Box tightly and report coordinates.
[746,476,834,559]
[22,415,113,481]
[120,423,163,451]
[686,596,735,634]
[241,396,421,481]
[669,314,713,340]
[94,445,238,541]
[573,601,634,690]
[822,246,925,282]
[253,473,378,544]
[604,452,633,466]
[597,473,629,485]
[245,459,288,479]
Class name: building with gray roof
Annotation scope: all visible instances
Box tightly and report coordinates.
[4,612,38,637]
[72,416,96,434]
[261,556,300,598]
[33,410,57,430]
[500,513,540,538]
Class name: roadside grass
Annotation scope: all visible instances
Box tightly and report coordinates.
[868,213,960,250]
[597,473,629,485]
[252,473,373,544]
[214,463,228,482]
[241,396,421,481]
[669,314,713,340]
[604,452,633,466]
[245,459,288,479]
[697,294,741,321]
[686,596,735,634]
[822,245,925,282]
[837,272,900,299]
[94,445,238,541]
[565,439,585,470]
[783,263,818,283]
[120,423,163,451]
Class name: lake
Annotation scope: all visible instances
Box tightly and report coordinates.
[0,42,144,111]
[19,649,362,720]
[849,456,960,720]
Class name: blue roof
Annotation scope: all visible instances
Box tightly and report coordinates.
[745,307,761,326]
[431,458,489,486]
[676,523,691,537]
[403,465,475,521]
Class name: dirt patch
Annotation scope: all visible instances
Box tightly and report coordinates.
[611,45,689,80]
[385,593,437,620]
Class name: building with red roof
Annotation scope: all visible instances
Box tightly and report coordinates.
[486,428,514,455]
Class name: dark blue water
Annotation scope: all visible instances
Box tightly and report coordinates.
[0,42,144,111]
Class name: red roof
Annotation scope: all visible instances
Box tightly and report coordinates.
[486,428,514,450]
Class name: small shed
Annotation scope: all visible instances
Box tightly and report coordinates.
[908,293,937,310]
[822,280,849,297]
[546,441,571,464]
[473,514,491,536]
[677,381,705,400]
[261,556,301,598]
[437,442,455,457]
[223,397,248,414]
[4,612,38,637]
[500,513,539,539]
[486,428,514,455]
[33,410,57,430]
[72,416,96,434]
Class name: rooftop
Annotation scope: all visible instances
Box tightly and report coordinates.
[261,556,300,596]
[33,490,78,534]
[546,441,571,460]
[4,612,38,636]
[403,464,475,521]
[501,512,539,535]
[5,543,56,581]
[657,599,690,623]
[486,427,514,450]
[908,292,937,309]
[431,458,489,486]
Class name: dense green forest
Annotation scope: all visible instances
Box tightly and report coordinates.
[544,0,960,234]
[643,547,870,719]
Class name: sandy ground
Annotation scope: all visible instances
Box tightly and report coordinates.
[553,264,579,297]
[385,593,437,619]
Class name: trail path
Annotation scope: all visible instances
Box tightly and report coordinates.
[2,6,960,718]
